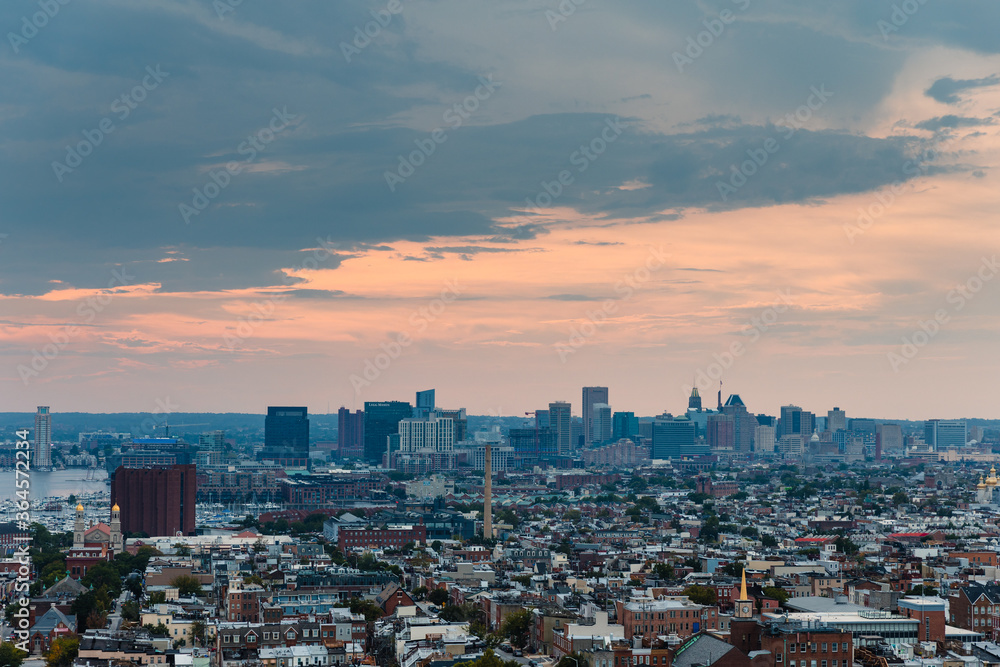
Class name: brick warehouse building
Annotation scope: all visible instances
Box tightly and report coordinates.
[111,464,196,536]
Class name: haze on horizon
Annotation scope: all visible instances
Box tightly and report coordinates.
[2,1,999,420]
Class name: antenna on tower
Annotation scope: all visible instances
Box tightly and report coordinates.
[717,380,723,411]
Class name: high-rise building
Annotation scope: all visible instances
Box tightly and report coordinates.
[363,401,412,463]
[548,401,572,456]
[707,414,735,450]
[258,407,310,468]
[688,387,703,412]
[651,416,707,459]
[779,405,814,438]
[510,426,557,468]
[199,430,225,451]
[337,407,365,458]
[414,389,436,419]
[110,464,196,536]
[721,394,755,451]
[877,423,903,455]
[437,408,467,442]
[33,406,52,469]
[754,424,776,453]
[582,387,609,445]
[612,412,639,441]
[398,416,454,460]
[591,403,612,444]
[535,409,550,428]
[924,420,967,450]
[827,407,847,432]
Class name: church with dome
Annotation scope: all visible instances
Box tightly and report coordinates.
[65,503,123,579]
[976,467,1000,505]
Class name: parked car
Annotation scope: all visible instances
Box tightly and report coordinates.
[501,644,512,653]
[513,649,523,657]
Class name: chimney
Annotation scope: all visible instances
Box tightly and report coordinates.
[484,442,493,539]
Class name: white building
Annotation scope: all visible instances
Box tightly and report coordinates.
[34,406,52,469]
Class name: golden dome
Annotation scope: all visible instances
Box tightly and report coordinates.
[112,504,120,512]
[76,503,84,511]
[978,476,987,489]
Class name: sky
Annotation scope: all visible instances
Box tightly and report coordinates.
[2,0,1000,420]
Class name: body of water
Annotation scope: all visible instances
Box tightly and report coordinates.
[0,468,108,503]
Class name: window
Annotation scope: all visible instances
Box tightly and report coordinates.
[822,644,827,652]
[800,644,806,653]
[833,661,838,667]
[811,644,817,653]
[776,654,783,663]
[822,661,827,667]
[831,644,837,653]
[790,645,796,653]
[842,643,848,653]
[789,661,796,667]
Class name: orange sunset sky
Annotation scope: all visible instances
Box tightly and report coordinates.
[2,1,999,419]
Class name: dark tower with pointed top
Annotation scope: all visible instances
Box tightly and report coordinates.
[688,386,702,411]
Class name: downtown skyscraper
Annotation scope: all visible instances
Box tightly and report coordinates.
[582,386,609,445]
[33,406,52,469]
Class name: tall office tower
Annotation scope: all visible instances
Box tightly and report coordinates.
[970,425,984,443]
[612,412,639,441]
[582,387,609,445]
[509,427,557,468]
[755,424,776,453]
[591,403,612,444]
[337,407,365,458]
[651,416,706,459]
[414,389,436,419]
[437,408,468,442]
[707,414,735,449]
[199,430,225,451]
[111,463,196,536]
[721,394,755,451]
[924,419,967,450]
[876,423,903,454]
[483,442,492,538]
[688,387,702,411]
[548,401,572,456]
[756,414,776,427]
[363,401,413,463]
[257,406,310,468]
[779,405,814,438]
[827,407,847,432]
[535,409,550,428]
[33,406,52,469]
[399,416,455,455]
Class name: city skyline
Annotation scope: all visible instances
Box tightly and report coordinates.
[3,2,1000,420]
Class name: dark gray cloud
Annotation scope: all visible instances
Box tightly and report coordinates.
[915,115,995,131]
[925,75,1000,104]
[1,0,996,297]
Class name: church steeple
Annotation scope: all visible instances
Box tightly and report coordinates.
[73,503,85,548]
[735,567,753,619]
[110,503,122,555]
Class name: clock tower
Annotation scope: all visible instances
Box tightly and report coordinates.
[735,568,754,619]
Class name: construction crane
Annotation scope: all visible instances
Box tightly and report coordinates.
[157,421,209,438]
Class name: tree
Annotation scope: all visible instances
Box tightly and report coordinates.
[171,574,203,597]
[0,642,28,667]
[908,584,938,596]
[454,649,520,667]
[431,540,443,552]
[763,586,790,605]
[149,591,167,605]
[44,636,79,667]
[652,562,675,580]
[892,491,909,506]
[556,653,590,667]
[120,601,140,623]
[82,561,123,598]
[683,585,717,606]
[348,597,383,623]
[499,609,532,648]
[173,543,192,556]
[190,620,207,648]
[761,535,779,548]
[428,588,450,605]
[440,603,478,622]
